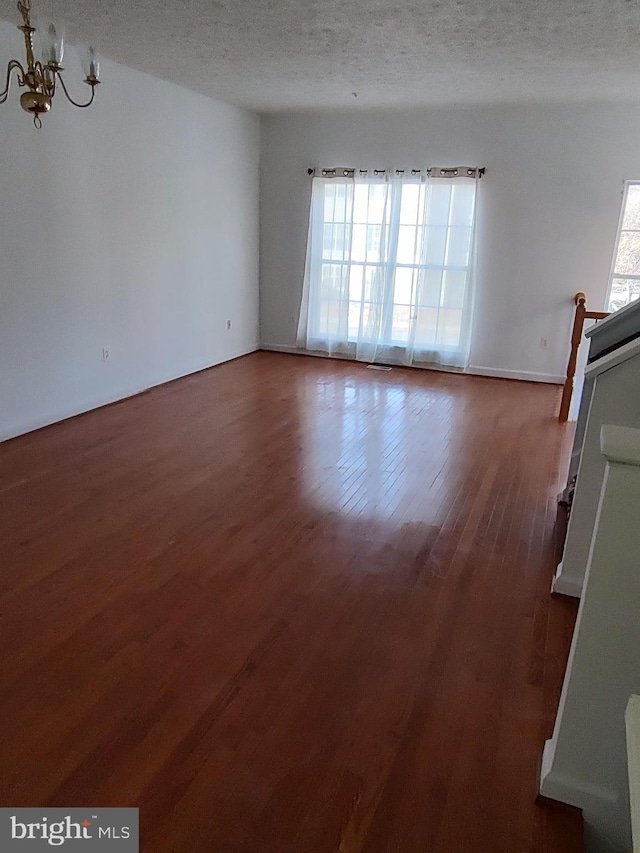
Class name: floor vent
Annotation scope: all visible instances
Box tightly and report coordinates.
[366,365,392,371]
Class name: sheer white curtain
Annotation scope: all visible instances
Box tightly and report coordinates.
[297,170,479,369]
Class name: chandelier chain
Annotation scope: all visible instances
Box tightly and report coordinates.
[16,0,32,29]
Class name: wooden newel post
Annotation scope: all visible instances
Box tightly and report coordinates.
[558,292,587,423]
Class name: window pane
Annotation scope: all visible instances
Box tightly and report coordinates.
[423,226,447,267]
[367,224,383,262]
[323,184,336,222]
[323,223,349,260]
[320,265,332,300]
[348,302,361,338]
[449,184,476,227]
[428,184,452,226]
[392,305,411,342]
[364,265,384,302]
[366,184,388,224]
[333,183,351,224]
[609,278,640,313]
[622,185,640,230]
[322,224,332,257]
[323,186,336,222]
[337,264,349,297]
[317,301,331,334]
[418,269,443,307]
[400,184,420,225]
[353,184,370,223]
[394,267,415,305]
[441,270,467,309]
[398,225,420,264]
[436,308,462,346]
[360,302,381,340]
[614,230,640,275]
[446,227,472,267]
[321,264,348,301]
[415,307,438,345]
[352,224,366,262]
[349,265,364,301]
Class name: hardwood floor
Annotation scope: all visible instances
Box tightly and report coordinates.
[0,352,581,851]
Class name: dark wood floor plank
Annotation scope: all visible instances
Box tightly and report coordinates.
[0,352,581,851]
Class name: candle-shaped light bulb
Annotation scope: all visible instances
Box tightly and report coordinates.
[82,45,100,81]
[41,20,65,65]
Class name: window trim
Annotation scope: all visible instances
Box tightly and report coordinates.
[605,179,640,312]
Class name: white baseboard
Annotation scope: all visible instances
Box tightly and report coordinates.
[467,365,565,384]
[260,347,565,385]
[260,344,358,363]
[1,389,145,443]
[540,739,619,809]
[551,561,583,598]
[260,343,299,354]
[540,743,631,851]
[1,346,259,443]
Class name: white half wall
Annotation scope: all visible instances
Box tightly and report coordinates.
[541,425,640,852]
[0,19,260,442]
[259,103,640,380]
[553,341,640,598]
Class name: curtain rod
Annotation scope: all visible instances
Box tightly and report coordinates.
[306,166,485,179]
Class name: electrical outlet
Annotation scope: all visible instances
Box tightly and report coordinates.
[226,319,232,330]
[539,337,548,350]
[102,346,111,362]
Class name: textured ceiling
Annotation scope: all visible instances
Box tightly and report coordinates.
[1,0,640,112]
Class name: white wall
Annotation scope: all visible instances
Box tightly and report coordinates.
[0,19,260,441]
[260,103,640,382]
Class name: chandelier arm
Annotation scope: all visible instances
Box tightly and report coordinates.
[55,72,96,108]
[0,60,26,103]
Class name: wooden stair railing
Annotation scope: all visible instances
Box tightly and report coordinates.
[558,292,609,423]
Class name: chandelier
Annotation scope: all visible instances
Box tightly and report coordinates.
[0,0,100,128]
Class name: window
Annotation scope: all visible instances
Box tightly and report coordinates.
[298,173,478,369]
[607,181,640,313]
